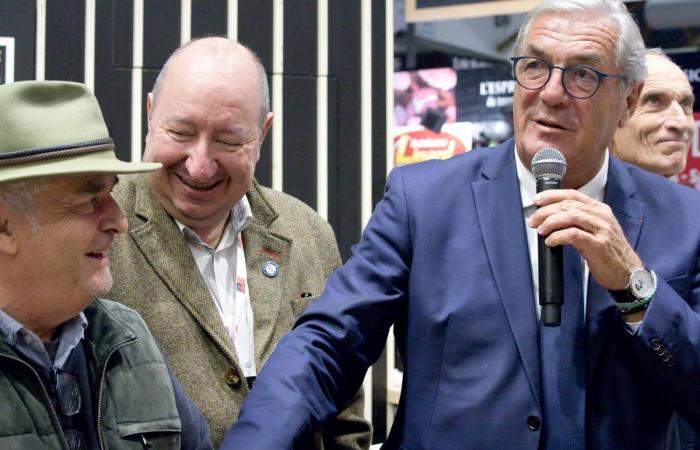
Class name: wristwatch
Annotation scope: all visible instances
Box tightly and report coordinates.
[611,267,657,313]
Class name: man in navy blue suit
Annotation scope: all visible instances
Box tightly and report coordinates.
[221,0,700,448]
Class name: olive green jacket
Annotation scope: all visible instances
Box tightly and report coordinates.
[108,175,371,448]
[0,300,186,450]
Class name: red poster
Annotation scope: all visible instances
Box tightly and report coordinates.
[675,112,700,190]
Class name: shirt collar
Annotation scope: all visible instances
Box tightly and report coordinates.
[515,145,609,210]
[0,307,87,370]
[176,195,253,250]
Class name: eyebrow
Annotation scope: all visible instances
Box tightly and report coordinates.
[163,116,248,136]
[79,175,119,195]
[163,116,194,127]
[525,44,605,67]
[641,89,695,104]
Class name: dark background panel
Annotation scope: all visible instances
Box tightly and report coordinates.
[238,0,273,188]
[255,73,273,188]
[416,0,498,7]
[45,0,85,82]
[0,1,36,82]
[113,0,134,69]
[329,0,362,261]
[95,0,133,162]
[143,0,180,69]
[326,76,340,237]
[282,75,317,209]
[237,0,273,72]
[370,0,389,442]
[191,0,227,38]
[283,0,317,76]
[371,1,389,208]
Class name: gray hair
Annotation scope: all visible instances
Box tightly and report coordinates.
[645,47,670,60]
[0,178,46,223]
[513,0,647,83]
[151,37,270,129]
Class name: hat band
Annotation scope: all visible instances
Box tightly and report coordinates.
[0,138,115,167]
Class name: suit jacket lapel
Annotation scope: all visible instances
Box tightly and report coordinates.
[472,141,542,409]
[585,158,646,384]
[129,177,238,364]
[243,182,293,369]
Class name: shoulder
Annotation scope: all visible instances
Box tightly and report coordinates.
[615,158,700,206]
[88,298,149,328]
[393,140,513,183]
[250,182,335,236]
[112,174,150,214]
[386,140,514,201]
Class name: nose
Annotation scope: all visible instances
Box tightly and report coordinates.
[539,69,569,107]
[184,138,218,181]
[665,101,694,135]
[101,194,128,235]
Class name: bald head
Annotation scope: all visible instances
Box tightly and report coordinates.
[152,37,270,128]
[613,49,695,178]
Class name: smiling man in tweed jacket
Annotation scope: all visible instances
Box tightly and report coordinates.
[107,37,370,448]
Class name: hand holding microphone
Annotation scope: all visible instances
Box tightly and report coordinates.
[531,148,567,326]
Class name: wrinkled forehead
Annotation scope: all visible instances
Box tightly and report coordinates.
[645,55,692,91]
[523,12,619,67]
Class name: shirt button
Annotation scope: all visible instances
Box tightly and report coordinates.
[23,335,33,345]
[527,415,541,431]
[244,360,253,368]
[225,368,241,387]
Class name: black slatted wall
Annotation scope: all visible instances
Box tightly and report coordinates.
[0,0,391,442]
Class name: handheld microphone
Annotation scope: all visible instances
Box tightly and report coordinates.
[531,148,567,327]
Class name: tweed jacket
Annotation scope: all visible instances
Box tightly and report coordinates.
[107,174,370,448]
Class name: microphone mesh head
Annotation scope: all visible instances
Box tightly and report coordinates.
[531,147,566,180]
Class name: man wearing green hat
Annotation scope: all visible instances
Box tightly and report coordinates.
[0,80,213,450]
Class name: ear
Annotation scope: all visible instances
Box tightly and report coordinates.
[146,92,155,131]
[255,112,274,163]
[0,209,18,256]
[618,81,643,128]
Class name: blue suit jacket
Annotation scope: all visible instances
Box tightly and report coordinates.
[223,139,700,450]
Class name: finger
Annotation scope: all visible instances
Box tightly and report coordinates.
[536,206,605,237]
[529,198,592,227]
[534,189,598,207]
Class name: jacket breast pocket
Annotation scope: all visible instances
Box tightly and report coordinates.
[290,294,319,318]
[118,420,181,450]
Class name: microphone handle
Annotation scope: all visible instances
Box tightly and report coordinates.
[537,177,563,327]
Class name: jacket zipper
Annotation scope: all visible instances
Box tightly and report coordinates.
[96,338,137,450]
[0,354,71,450]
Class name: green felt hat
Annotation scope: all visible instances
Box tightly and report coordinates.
[0,80,160,183]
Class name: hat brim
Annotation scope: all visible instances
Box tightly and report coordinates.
[0,149,161,184]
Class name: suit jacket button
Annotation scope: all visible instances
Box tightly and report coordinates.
[527,415,541,431]
[225,368,241,387]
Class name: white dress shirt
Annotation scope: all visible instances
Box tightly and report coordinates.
[176,196,257,376]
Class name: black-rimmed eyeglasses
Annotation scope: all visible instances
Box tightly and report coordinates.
[511,56,626,99]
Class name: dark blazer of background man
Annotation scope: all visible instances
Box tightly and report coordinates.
[107,37,370,448]
[613,48,699,450]
[221,1,700,449]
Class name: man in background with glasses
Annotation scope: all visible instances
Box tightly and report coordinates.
[0,80,213,450]
[222,0,700,449]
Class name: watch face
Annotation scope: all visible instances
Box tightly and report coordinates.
[630,268,655,299]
